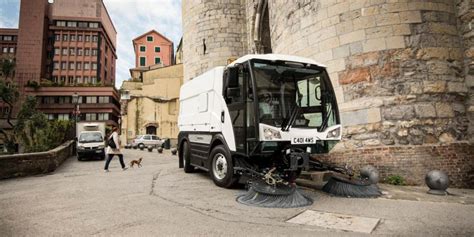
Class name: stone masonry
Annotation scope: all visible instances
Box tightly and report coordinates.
[182,0,474,187]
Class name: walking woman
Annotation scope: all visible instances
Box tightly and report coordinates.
[104,126,127,172]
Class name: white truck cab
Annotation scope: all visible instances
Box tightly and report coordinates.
[76,122,106,161]
[178,54,341,188]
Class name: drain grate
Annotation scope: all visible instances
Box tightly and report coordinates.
[287,210,380,233]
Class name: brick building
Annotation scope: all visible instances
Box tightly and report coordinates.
[1,0,120,126]
[182,0,473,187]
[0,29,17,62]
[132,29,174,67]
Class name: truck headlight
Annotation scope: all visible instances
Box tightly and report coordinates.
[326,127,341,139]
[263,127,281,140]
[77,145,85,150]
[98,145,105,149]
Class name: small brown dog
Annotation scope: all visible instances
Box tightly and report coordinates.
[130,157,143,168]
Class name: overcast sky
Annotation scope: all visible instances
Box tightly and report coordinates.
[0,0,182,89]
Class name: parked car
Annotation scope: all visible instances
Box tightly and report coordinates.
[132,135,165,149]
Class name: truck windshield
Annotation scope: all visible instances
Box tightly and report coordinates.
[79,132,103,143]
[251,60,338,131]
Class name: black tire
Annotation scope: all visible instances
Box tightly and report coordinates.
[77,156,82,161]
[138,143,145,149]
[209,145,237,188]
[182,141,194,173]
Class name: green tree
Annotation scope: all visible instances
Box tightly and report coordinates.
[15,96,73,153]
[0,80,19,153]
[1,59,15,80]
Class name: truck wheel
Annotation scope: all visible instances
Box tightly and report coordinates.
[182,141,194,173]
[138,143,145,149]
[210,145,237,188]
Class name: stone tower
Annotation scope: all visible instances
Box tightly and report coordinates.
[182,0,473,187]
[182,0,248,82]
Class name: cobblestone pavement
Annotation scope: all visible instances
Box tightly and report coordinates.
[0,149,473,236]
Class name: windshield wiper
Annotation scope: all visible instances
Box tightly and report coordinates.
[281,105,300,131]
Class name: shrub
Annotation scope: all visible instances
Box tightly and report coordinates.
[386,175,406,186]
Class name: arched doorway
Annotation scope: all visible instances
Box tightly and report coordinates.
[146,125,157,135]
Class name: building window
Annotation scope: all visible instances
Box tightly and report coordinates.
[98,96,109,103]
[92,63,97,70]
[84,62,90,70]
[62,48,68,56]
[139,57,146,66]
[53,61,59,70]
[61,62,67,70]
[3,36,12,41]
[77,35,83,41]
[62,34,68,41]
[155,57,161,64]
[92,35,98,42]
[68,76,74,84]
[43,96,56,104]
[155,46,160,52]
[60,76,66,83]
[70,34,76,41]
[105,58,108,67]
[140,45,146,52]
[69,48,75,56]
[53,76,58,83]
[9,48,14,53]
[58,96,71,104]
[54,48,60,55]
[58,114,70,121]
[47,114,55,120]
[77,48,83,56]
[92,49,98,56]
[98,113,109,120]
[84,76,89,83]
[85,35,90,42]
[76,76,82,84]
[69,62,75,70]
[147,36,153,42]
[84,49,90,56]
[86,96,97,103]
[78,22,88,28]
[56,21,66,27]
[89,22,99,28]
[66,21,77,27]
[76,62,82,70]
[85,113,97,121]
[91,76,97,84]
[2,47,7,53]
[54,34,60,41]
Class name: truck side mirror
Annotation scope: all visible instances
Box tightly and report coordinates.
[227,67,239,88]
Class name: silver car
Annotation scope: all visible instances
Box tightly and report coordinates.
[132,135,165,149]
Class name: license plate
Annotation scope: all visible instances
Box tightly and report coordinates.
[291,137,315,144]
[96,150,102,153]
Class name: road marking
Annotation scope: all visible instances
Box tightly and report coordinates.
[286,210,380,233]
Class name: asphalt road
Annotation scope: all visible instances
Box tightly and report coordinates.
[0,149,473,236]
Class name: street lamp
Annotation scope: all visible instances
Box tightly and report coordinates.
[71,92,80,138]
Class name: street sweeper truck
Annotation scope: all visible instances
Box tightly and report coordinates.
[178,53,341,189]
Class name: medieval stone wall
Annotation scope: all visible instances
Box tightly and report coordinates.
[182,0,247,82]
[455,0,474,143]
[266,0,470,149]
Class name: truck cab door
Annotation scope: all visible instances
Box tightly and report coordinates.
[224,65,256,154]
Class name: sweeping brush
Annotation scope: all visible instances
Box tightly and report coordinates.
[237,179,313,208]
[322,174,382,198]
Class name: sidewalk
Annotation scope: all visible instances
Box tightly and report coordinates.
[297,171,474,205]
